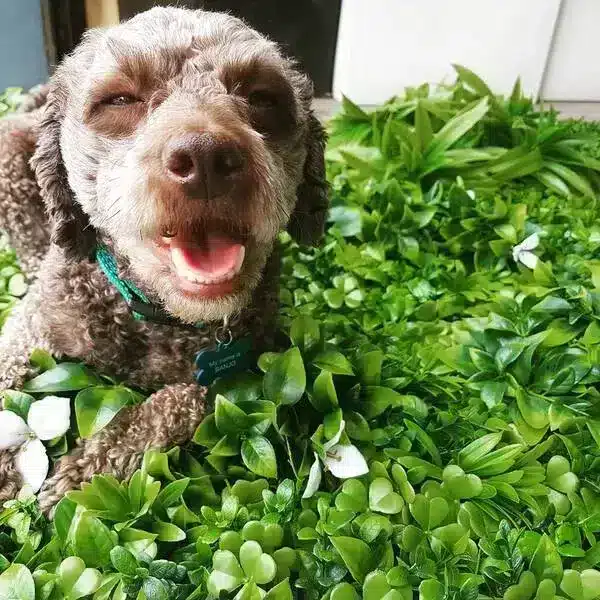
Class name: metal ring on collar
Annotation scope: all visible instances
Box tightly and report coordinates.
[215,325,233,347]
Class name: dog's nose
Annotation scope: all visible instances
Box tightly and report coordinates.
[164,133,246,198]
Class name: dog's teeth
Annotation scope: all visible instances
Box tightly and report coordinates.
[174,245,245,286]
[179,262,241,285]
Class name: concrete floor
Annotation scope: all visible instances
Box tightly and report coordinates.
[313,97,600,122]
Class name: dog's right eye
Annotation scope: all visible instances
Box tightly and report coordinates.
[103,94,140,106]
[248,90,278,110]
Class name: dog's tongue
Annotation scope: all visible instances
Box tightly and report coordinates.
[170,234,245,281]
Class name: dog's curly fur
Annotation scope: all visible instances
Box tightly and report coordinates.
[0,7,327,508]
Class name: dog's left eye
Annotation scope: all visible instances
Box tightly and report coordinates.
[103,94,140,106]
[248,90,278,109]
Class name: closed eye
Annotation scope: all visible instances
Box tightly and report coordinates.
[248,89,278,109]
[101,94,141,106]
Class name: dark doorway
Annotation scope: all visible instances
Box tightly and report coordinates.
[44,0,342,96]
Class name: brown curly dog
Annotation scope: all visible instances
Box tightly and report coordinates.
[0,7,327,511]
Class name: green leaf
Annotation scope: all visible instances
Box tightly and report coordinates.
[310,370,339,412]
[54,497,77,543]
[68,566,102,599]
[516,389,549,430]
[71,513,115,568]
[364,387,428,419]
[91,474,130,518]
[29,348,57,372]
[324,288,345,309]
[1,390,34,420]
[545,161,595,197]
[154,478,189,508]
[330,582,360,600]
[404,420,441,466]
[442,466,482,499]
[328,205,363,237]
[531,295,571,313]
[369,478,404,514]
[341,95,369,120]
[263,347,306,405]
[207,550,244,595]
[480,381,507,409]
[363,571,392,600]
[212,373,263,405]
[419,579,444,600]
[530,534,563,585]
[426,97,489,159]
[410,494,448,530]
[239,541,277,584]
[23,363,101,393]
[535,169,572,197]
[0,564,35,600]
[415,101,433,152]
[542,319,580,348]
[263,579,293,600]
[289,316,321,352]
[151,520,186,542]
[583,321,600,346]
[504,571,537,600]
[355,350,383,386]
[109,546,138,576]
[75,386,132,438]
[211,435,241,457]
[241,436,278,478]
[546,455,579,494]
[142,577,169,600]
[335,479,368,512]
[193,413,222,447]
[344,411,371,441]
[458,432,502,470]
[312,350,354,375]
[454,64,494,96]
[330,536,372,583]
[215,394,251,434]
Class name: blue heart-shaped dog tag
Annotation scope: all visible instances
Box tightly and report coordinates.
[194,336,253,386]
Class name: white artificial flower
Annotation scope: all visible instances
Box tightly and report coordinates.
[323,444,370,479]
[512,233,540,269]
[0,396,71,492]
[303,453,322,499]
[302,420,369,499]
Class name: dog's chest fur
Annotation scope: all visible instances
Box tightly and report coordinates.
[31,247,279,390]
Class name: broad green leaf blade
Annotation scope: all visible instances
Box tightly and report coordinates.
[263,347,306,405]
[453,64,494,97]
[75,386,133,438]
[415,101,433,151]
[71,513,115,568]
[241,436,278,478]
[23,363,102,393]
[215,394,251,434]
[426,97,489,159]
[0,564,35,600]
[312,350,354,375]
[330,536,372,583]
[1,390,34,421]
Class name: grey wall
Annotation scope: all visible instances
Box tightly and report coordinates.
[0,0,48,90]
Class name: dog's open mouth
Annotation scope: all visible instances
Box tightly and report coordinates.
[155,223,248,297]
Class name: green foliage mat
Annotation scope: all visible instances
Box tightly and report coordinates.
[3,68,600,599]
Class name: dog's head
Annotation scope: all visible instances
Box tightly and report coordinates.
[32,7,327,323]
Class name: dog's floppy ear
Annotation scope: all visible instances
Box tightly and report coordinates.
[31,82,95,261]
[288,111,329,246]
